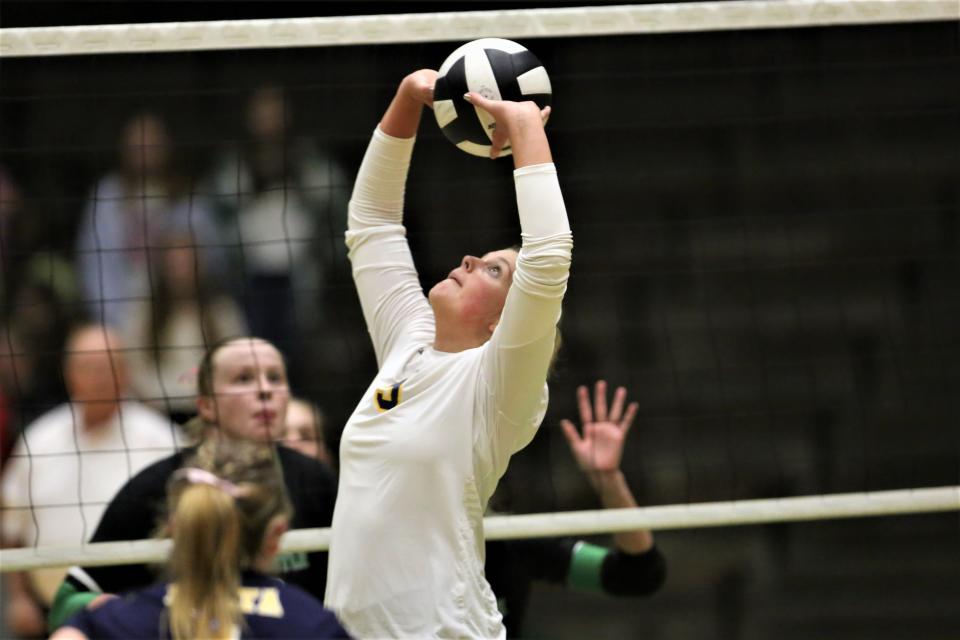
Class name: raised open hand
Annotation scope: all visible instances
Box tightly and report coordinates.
[560,380,638,475]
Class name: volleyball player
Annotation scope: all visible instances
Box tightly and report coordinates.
[324,69,572,638]
[281,397,332,468]
[48,337,337,630]
[50,440,349,639]
[487,381,667,636]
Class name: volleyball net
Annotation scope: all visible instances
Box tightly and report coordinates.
[2,0,959,577]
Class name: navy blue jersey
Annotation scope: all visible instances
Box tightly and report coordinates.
[64,571,350,639]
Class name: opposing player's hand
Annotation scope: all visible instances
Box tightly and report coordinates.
[462,92,551,160]
[560,380,638,475]
[399,69,438,109]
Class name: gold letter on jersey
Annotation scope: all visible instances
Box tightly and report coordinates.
[374,381,404,412]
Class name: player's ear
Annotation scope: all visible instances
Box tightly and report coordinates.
[197,393,216,423]
[261,516,289,560]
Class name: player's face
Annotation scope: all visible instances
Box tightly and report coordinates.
[283,402,320,460]
[199,339,289,443]
[429,249,517,336]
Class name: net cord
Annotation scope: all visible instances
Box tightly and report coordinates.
[0,0,957,58]
[3,485,957,572]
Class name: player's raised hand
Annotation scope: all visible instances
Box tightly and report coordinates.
[400,69,438,109]
[382,69,439,138]
[462,92,551,161]
[560,380,638,475]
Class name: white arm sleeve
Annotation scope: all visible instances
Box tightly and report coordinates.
[482,162,573,457]
[345,128,435,366]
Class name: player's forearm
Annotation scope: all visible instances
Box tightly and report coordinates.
[591,470,654,554]
[511,164,572,303]
[347,128,415,231]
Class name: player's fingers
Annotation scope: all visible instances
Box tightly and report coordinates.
[489,132,507,160]
[560,419,582,447]
[594,380,608,423]
[622,401,640,435]
[463,91,493,110]
[577,384,593,424]
[421,82,435,108]
[609,386,627,422]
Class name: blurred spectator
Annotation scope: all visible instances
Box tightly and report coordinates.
[2,279,76,419]
[0,366,10,468]
[1,165,23,303]
[122,232,247,423]
[1,166,78,420]
[206,85,348,382]
[281,397,332,469]
[75,112,223,330]
[0,325,182,638]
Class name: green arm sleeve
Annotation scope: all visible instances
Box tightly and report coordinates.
[565,541,610,593]
[48,580,98,631]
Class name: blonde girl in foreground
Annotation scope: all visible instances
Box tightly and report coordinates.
[51,440,350,639]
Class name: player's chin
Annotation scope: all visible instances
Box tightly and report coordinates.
[427,282,454,305]
[247,422,282,444]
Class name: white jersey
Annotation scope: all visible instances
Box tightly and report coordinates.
[325,128,572,639]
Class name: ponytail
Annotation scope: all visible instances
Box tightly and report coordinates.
[164,440,292,640]
[167,484,242,640]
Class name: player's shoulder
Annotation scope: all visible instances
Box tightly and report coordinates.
[276,578,322,607]
[239,573,346,638]
[276,445,336,483]
[78,583,166,635]
[119,447,191,495]
[117,582,168,609]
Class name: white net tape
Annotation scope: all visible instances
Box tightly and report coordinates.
[3,486,957,571]
[0,0,957,58]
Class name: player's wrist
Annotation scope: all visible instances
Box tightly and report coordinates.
[398,71,433,108]
[503,105,545,138]
[395,86,425,110]
[586,468,623,491]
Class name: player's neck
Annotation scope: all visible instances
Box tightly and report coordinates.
[432,332,487,353]
[432,318,491,353]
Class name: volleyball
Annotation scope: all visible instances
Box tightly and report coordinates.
[433,38,552,158]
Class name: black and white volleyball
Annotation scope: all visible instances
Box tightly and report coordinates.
[433,38,552,158]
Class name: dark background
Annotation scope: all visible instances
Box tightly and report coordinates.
[1,2,958,638]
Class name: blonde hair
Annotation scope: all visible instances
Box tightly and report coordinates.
[165,440,292,640]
